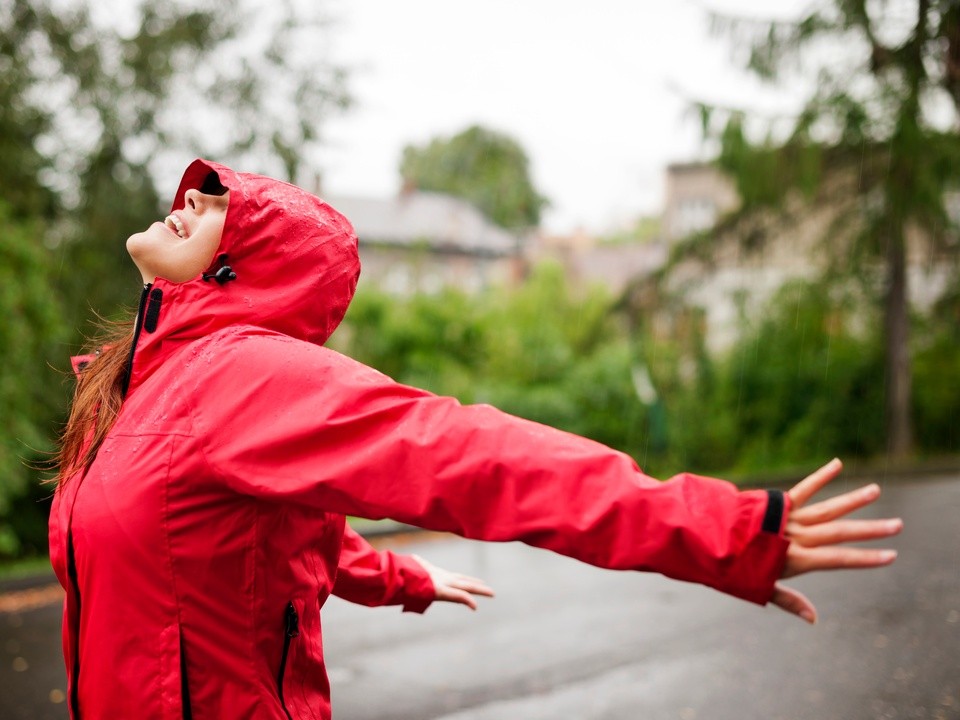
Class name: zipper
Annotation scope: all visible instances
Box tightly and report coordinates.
[277,601,299,720]
[120,283,152,399]
[67,529,82,719]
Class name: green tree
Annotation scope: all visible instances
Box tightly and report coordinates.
[400,125,548,230]
[0,206,69,541]
[336,264,646,459]
[5,0,351,320]
[703,1,960,458]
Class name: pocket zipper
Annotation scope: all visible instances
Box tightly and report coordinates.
[277,601,300,720]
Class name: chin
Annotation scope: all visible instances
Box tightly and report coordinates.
[125,223,167,283]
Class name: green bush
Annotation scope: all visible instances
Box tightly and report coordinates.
[337,263,648,459]
[639,280,889,476]
[913,295,960,454]
[339,271,958,483]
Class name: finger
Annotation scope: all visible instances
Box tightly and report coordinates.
[788,458,843,507]
[770,583,817,624]
[783,545,898,578]
[450,573,491,588]
[787,518,903,548]
[450,578,496,598]
[437,587,479,610]
[791,483,881,525]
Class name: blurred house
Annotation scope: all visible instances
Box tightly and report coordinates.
[525,162,739,296]
[528,228,667,294]
[628,165,955,353]
[662,162,739,243]
[325,189,523,295]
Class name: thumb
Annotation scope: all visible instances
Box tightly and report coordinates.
[771,583,817,625]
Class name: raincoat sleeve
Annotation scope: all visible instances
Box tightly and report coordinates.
[332,525,435,613]
[192,330,790,605]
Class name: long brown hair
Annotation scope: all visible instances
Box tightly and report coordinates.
[56,171,228,486]
[55,318,136,486]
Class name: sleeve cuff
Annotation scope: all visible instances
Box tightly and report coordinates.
[717,489,792,606]
[397,557,436,614]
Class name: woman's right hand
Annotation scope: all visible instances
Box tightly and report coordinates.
[411,554,495,611]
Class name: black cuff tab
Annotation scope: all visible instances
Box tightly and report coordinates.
[762,490,785,534]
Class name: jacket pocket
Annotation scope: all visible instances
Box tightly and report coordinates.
[277,601,300,720]
[180,629,192,720]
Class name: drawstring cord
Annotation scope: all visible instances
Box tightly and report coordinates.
[202,254,237,285]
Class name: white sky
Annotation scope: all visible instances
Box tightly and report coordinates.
[318,0,807,233]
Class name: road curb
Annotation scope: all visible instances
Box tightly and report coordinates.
[735,457,960,489]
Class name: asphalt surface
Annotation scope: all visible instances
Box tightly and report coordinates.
[2,473,958,719]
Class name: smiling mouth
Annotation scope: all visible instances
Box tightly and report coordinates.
[164,214,186,238]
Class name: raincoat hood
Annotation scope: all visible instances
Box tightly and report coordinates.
[127,158,359,394]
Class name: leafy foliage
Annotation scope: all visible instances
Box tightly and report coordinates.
[400,125,548,230]
[0,204,69,555]
[635,279,952,475]
[702,0,960,457]
[336,264,646,458]
[338,272,958,481]
[912,286,960,451]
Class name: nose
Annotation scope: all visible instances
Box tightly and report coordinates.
[184,188,206,213]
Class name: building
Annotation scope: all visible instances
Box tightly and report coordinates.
[662,162,739,243]
[529,228,667,295]
[325,190,523,295]
[629,168,955,353]
[525,162,740,296]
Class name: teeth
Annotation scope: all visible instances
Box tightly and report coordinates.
[164,214,186,238]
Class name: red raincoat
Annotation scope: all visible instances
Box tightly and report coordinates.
[49,159,790,719]
[68,355,435,615]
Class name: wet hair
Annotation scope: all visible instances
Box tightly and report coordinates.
[55,320,136,485]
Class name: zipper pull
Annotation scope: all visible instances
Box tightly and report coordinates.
[285,602,300,639]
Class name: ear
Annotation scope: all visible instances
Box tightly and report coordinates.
[71,354,96,380]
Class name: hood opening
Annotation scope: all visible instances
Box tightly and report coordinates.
[199,171,228,196]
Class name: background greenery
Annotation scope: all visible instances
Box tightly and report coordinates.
[400,125,548,230]
[702,0,960,458]
[334,269,959,483]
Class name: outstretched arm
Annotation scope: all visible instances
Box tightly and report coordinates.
[193,333,834,606]
[771,459,902,623]
[333,525,494,612]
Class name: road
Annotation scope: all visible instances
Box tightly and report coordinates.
[2,474,958,719]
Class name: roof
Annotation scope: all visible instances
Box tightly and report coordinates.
[324,191,519,256]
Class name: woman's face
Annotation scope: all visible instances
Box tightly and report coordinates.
[126,188,230,284]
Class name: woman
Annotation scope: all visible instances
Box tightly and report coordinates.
[51,159,901,719]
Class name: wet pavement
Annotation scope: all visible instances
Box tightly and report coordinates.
[2,473,958,719]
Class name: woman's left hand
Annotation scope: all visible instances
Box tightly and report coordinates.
[771,458,903,624]
[412,554,495,611]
